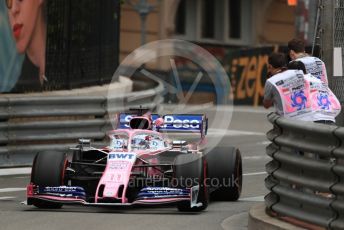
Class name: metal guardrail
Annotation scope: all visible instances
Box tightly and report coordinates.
[0,80,164,167]
[265,113,344,229]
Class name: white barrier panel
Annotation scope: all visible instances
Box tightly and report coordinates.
[334,47,343,77]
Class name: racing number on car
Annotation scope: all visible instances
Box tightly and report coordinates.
[110,174,122,182]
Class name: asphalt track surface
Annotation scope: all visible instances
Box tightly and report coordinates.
[0,105,273,230]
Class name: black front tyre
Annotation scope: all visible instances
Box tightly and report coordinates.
[174,154,209,212]
[206,147,242,201]
[30,151,68,209]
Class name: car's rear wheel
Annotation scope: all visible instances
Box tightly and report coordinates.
[30,151,68,208]
[174,154,209,212]
[206,147,242,201]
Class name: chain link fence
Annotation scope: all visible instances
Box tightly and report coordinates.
[318,0,344,125]
[331,0,344,125]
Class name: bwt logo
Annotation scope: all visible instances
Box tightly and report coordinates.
[109,153,135,160]
[163,116,200,129]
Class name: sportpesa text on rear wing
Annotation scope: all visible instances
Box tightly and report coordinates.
[118,114,208,137]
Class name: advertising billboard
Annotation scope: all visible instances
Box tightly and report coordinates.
[0,0,120,93]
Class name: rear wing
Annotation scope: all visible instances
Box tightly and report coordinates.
[117,113,208,137]
[159,114,208,137]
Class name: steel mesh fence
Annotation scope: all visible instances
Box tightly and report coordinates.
[332,0,344,112]
[45,0,120,91]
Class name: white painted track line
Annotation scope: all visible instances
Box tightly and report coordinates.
[243,156,270,160]
[0,197,16,200]
[243,172,267,176]
[208,129,265,136]
[0,168,31,176]
[239,196,265,202]
[0,168,267,177]
[0,188,26,193]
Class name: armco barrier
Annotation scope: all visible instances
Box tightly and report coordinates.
[0,80,164,167]
[265,113,344,229]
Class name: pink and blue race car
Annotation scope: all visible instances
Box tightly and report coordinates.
[27,109,242,212]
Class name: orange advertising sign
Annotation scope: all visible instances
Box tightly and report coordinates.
[288,0,297,6]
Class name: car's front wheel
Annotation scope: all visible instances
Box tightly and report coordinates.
[174,154,209,212]
[30,151,68,208]
[206,147,242,201]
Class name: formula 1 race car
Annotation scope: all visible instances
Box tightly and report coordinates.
[26,108,242,212]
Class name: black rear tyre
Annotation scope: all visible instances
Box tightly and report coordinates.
[206,147,242,201]
[30,151,67,208]
[174,154,208,212]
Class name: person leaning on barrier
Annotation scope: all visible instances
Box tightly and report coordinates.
[287,61,341,124]
[263,52,313,121]
[288,38,328,85]
[287,61,341,199]
[263,52,287,113]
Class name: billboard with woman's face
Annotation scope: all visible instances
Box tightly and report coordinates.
[0,0,25,92]
[0,0,120,93]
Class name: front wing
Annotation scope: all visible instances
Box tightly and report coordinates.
[26,184,203,208]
